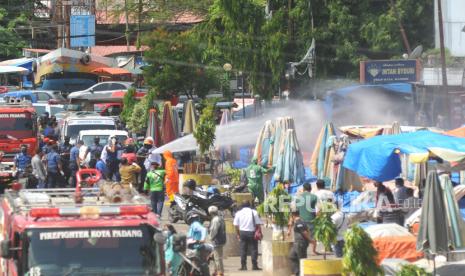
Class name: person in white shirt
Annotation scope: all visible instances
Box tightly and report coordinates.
[233,201,262,271]
[331,203,349,258]
[314,179,335,212]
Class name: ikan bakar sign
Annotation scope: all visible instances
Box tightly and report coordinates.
[39,229,143,240]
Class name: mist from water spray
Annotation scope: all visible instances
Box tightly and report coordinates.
[154,84,414,154]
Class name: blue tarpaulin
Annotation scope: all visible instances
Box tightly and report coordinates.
[343,131,465,182]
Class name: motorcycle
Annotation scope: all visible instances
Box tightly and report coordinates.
[190,188,236,215]
[168,194,209,224]
[176,240,215,276]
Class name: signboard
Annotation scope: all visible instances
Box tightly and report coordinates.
[70,15,95,47]
[360,60,419,84]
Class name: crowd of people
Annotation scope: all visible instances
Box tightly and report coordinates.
[14,115,181,217]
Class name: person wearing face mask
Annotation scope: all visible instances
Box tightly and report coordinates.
[136,137,154,192]
[13,145,32,178]
[164,224,182,275]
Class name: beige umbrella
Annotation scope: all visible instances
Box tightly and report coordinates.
[182,99,196,135]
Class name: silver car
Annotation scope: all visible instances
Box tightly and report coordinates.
[67,81,134,101]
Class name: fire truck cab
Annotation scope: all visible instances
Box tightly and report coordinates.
[0,99,38,164]
[0,187,165,276]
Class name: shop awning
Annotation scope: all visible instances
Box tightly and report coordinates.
[0,66,29,75]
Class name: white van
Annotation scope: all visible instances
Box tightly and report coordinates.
[61,115,117,144]
[78,129,129,146]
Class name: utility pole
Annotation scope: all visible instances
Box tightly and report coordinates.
[124,0,130,51]
[389,0,411,55]
[287,0,294,96]
[437,0,450,127]
[137,0,142,50]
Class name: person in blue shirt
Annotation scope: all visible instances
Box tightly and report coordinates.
[69,141,82,187]
[43,122,55,138]
[45,144,63,188]
[89,137,103,168]
[186,212,210,275]
[14,145,32,178]
[95,152,107,180]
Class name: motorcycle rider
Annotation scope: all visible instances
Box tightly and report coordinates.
[186,212,210,276]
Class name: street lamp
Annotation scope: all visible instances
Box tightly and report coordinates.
[223,63,232,100]
[238,71,245,119]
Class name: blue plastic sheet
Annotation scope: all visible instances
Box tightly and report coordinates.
[343,131,465,182]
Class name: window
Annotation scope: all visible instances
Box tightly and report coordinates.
[110,83,126,90]
[35,92,51,101]
[34,105,46,115]
[92,83,110,92]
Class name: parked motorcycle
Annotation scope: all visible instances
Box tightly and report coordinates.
[168,194,209,224]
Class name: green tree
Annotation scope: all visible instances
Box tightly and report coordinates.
[121,87,137,123]
[143,29,220,99]
[127,90,156,133]
[193,99,216,156]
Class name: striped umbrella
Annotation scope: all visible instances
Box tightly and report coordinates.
[271,117,295,166]
[161,102,176,145]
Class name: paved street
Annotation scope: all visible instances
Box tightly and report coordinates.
[158,204,333,275]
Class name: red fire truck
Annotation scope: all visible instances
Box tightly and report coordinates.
[0,100,38,190]
[0,99,38,161]
[0,187,165,276]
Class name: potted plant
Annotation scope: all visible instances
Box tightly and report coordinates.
[342,225,382,276]
[396,264,431,276]
[257,184,294,276]
[258,184,291,240]
[313,204,337,260]
[300,202,343,275]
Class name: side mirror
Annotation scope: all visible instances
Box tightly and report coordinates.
[0,240,12,259]
[153,233,166,245]
[89,88,94,93]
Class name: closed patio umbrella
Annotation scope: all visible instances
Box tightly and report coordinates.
[182,99,197,135]
[146,108,161,147]
[161,102,176,145]
[253,120,275,168]
[274,128,305,187]
[310,122,336,182]
[417,171,450,255]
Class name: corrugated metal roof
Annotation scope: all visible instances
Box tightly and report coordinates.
[422,67,465,86]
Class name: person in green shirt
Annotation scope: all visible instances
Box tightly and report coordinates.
[144,161,166,216]
[288,183,319,255]
[245,157,271,203]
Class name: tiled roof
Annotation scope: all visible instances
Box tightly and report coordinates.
[96,10,204,25]
[90,45,149,57]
